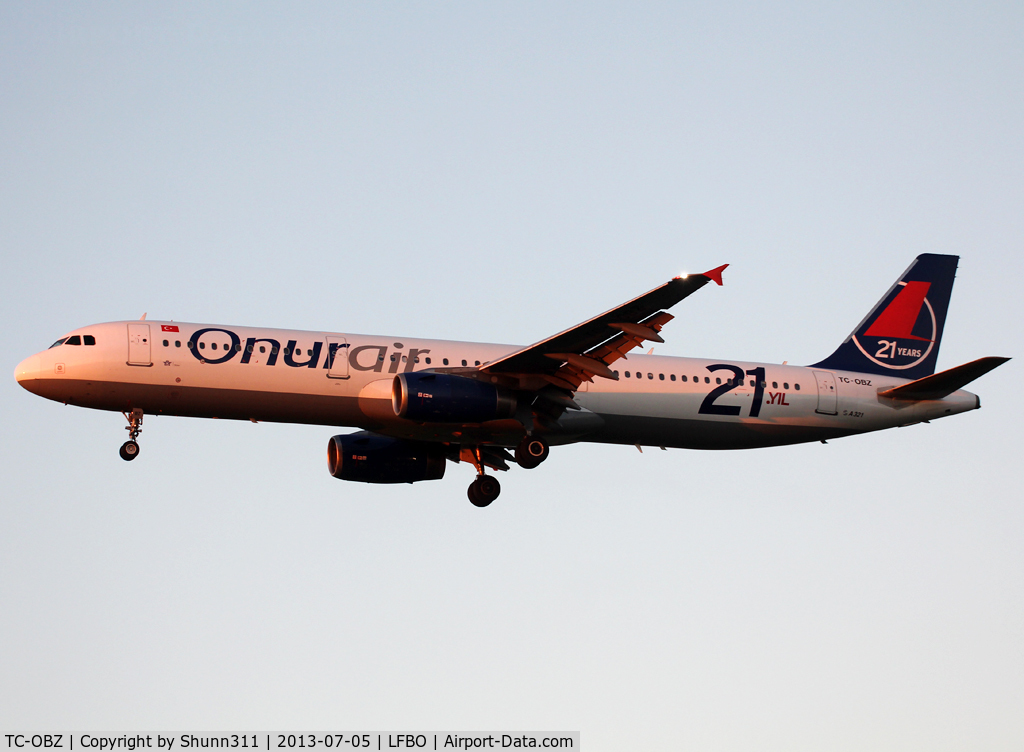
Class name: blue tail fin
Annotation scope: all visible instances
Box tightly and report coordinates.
[811,254,959,380]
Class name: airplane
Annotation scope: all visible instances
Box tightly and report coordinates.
[14,254,1009,507]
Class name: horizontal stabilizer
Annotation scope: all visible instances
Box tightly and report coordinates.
[878,356,1010,401]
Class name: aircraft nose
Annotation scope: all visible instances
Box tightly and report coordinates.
[14,354,41,389]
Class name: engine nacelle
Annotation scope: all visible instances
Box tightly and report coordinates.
[327,432,446,484]
[392,372,517,423]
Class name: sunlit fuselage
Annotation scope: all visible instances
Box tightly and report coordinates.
[14,320,979,451]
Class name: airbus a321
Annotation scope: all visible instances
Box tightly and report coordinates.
[14,254,1008,506]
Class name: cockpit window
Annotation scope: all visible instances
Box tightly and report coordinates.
[49,338,68,349]
[84,335,96,346]
[65,335,82,345]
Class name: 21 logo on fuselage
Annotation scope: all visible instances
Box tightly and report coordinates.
[852,280,936,370]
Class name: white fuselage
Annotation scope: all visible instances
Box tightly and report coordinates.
[15,320,979,450]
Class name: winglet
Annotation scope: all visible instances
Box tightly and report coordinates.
[702,264,728,286]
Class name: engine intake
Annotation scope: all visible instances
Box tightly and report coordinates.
[393,372,517,423]
[327,432,446,484]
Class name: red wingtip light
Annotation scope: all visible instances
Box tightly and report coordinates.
[702,264,729,286]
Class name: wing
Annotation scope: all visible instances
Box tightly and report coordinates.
[482,265,728,392]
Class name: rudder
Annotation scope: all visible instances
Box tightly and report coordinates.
[811,254,959,380]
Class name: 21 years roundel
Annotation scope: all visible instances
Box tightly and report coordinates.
[852,280,936,370]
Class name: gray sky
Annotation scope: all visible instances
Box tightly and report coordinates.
[2,3,1022,749]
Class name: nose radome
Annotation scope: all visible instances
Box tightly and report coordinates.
[14,354,41,387]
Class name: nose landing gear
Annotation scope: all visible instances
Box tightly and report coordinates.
[120,408,143,461]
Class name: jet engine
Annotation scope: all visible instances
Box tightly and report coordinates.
[392,372,517,423]
[327,432,446,484]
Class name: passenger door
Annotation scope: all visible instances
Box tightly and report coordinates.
[127,324,152,366]
[813,370,838,415]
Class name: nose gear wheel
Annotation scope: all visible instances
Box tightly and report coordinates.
[120,408,144,461]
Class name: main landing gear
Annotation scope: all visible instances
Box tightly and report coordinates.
[468,475,501,507]
[464,437,551,507]
[119,408,143,461]
[515,435,549,469]
[465,445,502,507]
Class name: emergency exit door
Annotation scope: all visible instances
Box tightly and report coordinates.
[325,336,349,379]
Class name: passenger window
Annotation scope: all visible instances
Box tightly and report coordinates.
[443,358,449,366]
[795,383,800,390]
[271,347,279,355]
[681,375,687,382]
[199,342,205,349]
[212,343,218,350]
[65,335,81,345]
[749,379,755,387]
[716,377,721,385]
[659,373,665,380]
[260,346,266,353]
[647,373,653,379]
[425,358,431,365]
[783,382,789,389]
[625,371,630,378]
[462,359,467,366]
[613,370,619,377]
[163,340,169,347]
[84,335,96,346]
[175,341,181,347]
[670,374,676,381]
[772,381,778,389]
[475,360,480,366]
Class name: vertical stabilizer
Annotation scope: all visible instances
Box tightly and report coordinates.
[810,254,959,380]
